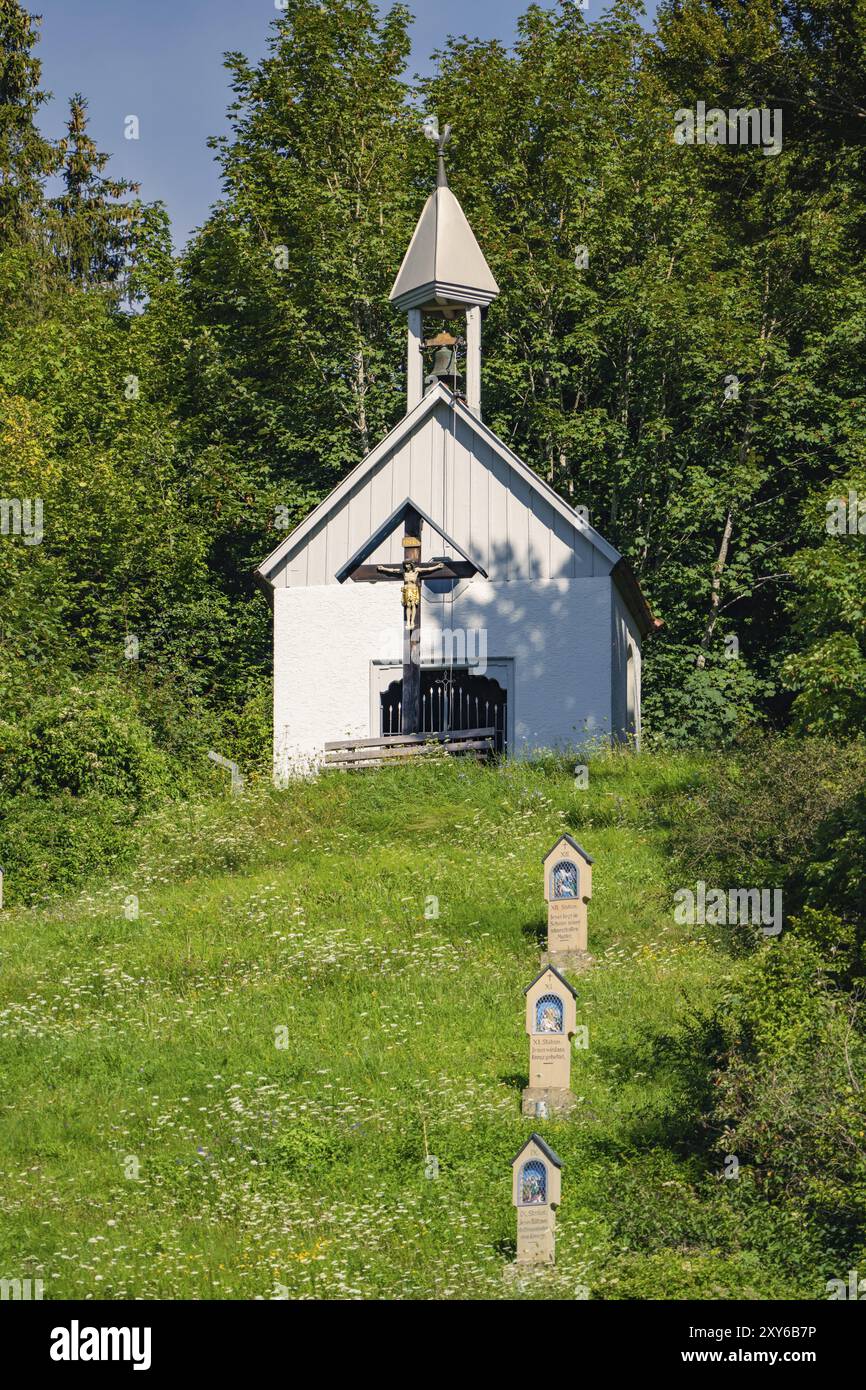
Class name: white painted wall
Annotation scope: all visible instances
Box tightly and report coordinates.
[273,577,616,778]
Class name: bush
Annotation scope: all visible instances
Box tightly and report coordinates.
[665,735,866,888]
[792,790,866,985]
[0,677,198,905]
[593,1248,798,1300]
[666,937,866,1266]
[642,645,774,748]
[0,792,138,905]
[0,678,178,802]
[216,682,272,776]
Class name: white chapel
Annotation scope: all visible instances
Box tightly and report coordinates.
[256,129,658,778]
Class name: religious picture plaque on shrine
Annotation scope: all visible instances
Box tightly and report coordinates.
[510,1134,563,1267]
[542,833,593,956]
[522,964,577,1103]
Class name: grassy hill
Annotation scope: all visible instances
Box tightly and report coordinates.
[0,751,842,1299]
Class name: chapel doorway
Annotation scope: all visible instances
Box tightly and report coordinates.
[380,668,507,751]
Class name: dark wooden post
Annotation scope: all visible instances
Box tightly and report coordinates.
[403,509,422,733]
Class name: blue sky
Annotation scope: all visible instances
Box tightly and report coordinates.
[34,1,654,250]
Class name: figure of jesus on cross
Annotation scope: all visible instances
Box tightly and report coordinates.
[377,536,444,632]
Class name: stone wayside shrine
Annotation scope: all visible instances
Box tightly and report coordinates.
[541,833,593,971]
[509,1133,563,1267]
[522,964,578,1117]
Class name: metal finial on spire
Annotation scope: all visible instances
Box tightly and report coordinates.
[422,115,452,187]
[390,125,499,317]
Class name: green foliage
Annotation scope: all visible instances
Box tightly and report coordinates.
[661,733,866,1270]
[0,0,58,245]
[0,791,137,905]
[701,938,866,1252]
[0,679,177,801]
[666,733,866,887]
[793,789,866,985]
[0,677,195,904]
[643,646,774,746]
[595,1249,799,1301]
[217,682,273,775]
[267,1122,347,1176]
[783,470,866,735]
[414,0,866,739]
[50,93,142,288]
[181,0,418,520]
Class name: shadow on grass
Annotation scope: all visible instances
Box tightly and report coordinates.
[580,1018,722,1159]
[521,917,546,949]
[500,1072,529,1091]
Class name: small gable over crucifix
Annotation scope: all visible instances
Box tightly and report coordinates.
[335,501,486,735]
[335,498,487,585]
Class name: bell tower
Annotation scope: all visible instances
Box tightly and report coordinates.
[389,120,499,419]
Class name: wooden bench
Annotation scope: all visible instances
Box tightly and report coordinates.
[323,727,497,770]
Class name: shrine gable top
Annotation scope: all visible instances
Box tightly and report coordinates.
[523,964,578,999]
[542,834,594,866]
[511,1133,563,1169]
[255,384,623,591]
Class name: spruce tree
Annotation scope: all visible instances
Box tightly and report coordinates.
[0,0,57,246]
[51,92,141,287]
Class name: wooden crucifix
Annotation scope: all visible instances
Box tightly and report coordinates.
[346,509,475,734]
[375,516,442,734]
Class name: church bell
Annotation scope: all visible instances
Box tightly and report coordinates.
[423,331,462,394]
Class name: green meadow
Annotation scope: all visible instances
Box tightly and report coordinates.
[0,753,834,1299]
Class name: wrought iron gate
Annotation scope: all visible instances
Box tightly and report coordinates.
[380,669,507,751]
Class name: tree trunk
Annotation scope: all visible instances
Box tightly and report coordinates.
[696,507,734,668]
[694,281,778,667]
[354,342,369,455]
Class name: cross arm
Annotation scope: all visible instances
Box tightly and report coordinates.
[348,559,478,583]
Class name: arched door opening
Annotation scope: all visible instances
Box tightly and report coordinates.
[380,668,507,751]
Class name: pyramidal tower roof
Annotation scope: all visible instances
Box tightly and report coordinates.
[389,183,500,314]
